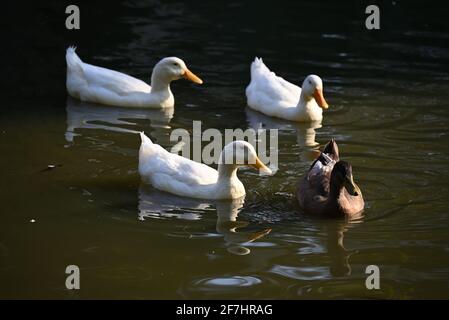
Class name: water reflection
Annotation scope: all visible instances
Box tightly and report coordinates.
[138,185,271,255]
[215,199,272,256]
[326,221,360,277]
[186,276,263,295]
[245,107,321,161]
[65,97,174,145]
[271,218,362,284]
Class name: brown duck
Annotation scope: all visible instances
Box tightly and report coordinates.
[296,139,364,218]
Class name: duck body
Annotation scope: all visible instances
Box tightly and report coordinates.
[138,132,272,200]
[66,47,202,108]
[296,140,364,218]
[246,58,329,122]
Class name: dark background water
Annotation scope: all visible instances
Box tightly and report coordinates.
[1,0,449,299]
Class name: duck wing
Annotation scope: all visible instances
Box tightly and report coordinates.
[306,153,335,195]
[246,57,301,110]
[138,132,218,188]
[306,140,340,196]
[66,47,151,97]
[82,62,151,95]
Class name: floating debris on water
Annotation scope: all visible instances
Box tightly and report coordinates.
[41,164,62,172]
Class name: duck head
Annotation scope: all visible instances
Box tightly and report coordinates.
[219,141,272,176]
[301,75,329,109]
[152,57,203,85]
[331,161,361,196]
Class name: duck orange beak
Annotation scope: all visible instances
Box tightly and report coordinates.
[250,157,272,175]
[313,88,329,109]
[182,68,203,84]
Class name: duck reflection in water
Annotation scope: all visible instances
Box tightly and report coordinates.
[138,185,271,255]
[325,219,362,277]
[65,97,174,145]
[245,107,322,162]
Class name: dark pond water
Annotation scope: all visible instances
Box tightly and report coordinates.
[1,1,449,299]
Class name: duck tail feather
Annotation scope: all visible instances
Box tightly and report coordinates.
[250,56,270,79]
[66,46,83,71]
[140,131,153,145]
[323,139,339,161]
[252,56,264,67]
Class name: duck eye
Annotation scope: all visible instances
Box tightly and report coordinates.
[308,80,312,85]
[173,62,178,66]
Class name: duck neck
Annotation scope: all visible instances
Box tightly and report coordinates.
[151,71,173,93]
[216,164,246,199]
[329,174,345,200]
[218,164,240,183]
[297,91,314,110]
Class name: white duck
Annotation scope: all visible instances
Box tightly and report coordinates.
[138,132,272,200]
[66,47,203,108]
[246,57,329,122]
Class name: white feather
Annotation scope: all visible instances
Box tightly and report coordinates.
[66,47,200,108]
[138,132,271,200]
[246,57,325,122]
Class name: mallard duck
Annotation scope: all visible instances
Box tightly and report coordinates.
[66,47,203,108]
[246,57,329,122]
[296,139,364,217]
[138,132,272,199]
